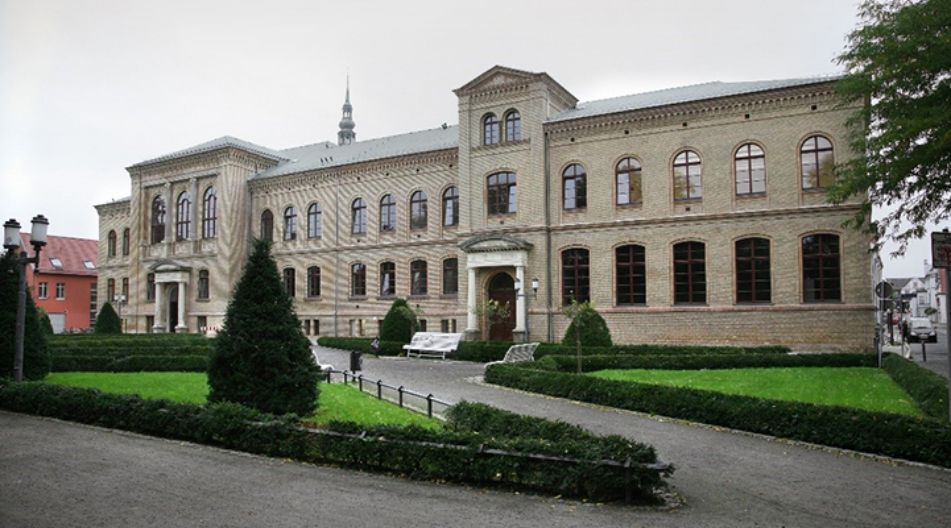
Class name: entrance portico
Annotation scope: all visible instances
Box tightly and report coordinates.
[459,235,532,342]
[151,262,191,333]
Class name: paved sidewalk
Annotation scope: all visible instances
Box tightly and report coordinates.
[882,328,949,379]
[319,346,951,527]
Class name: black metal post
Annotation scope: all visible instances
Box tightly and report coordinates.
[377,379,382,399]
[343,371,349,384]
[398,386,404,407]
[921,341,927,362]
[624,457,632,505]
[13,251,27,382]
[426,394,433,417]
[358,375,363,392]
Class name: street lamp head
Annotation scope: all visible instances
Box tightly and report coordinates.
[531,277,539,294]
[29,215,49,247]
[3,218,21,251]
[514,277,522,292]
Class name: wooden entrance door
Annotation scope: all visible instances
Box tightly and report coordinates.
[168,286,178,333]
[487,272,516,342]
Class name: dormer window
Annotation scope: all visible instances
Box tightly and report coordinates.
[83,260,96,270]
[483,113,500,145]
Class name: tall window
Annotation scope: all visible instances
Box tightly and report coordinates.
[483,113,500,145]
[260,210,273,241]
[107,278,115,303]
[38,282,48,299]
[802,234,841,302]
[563,163,587,210]
[351,198,367,235]
[736,238,770,303]
[562,248,590,304]
[307,266,321,297]
[504,110,521,142]
[442,258,458,295]
[121,228,130,256]
[487,172,517,215]
[411,260,428,296]
[673,241,706,304]
[147,273,155,302]
[673,150,702,201]
[410,191,428,230]
[202,187,217,239]
[380,262,396,297]
[615,245,646,305]
[151,196,166,244]
[801,135,835,190]
[57,282,66,300]
[107,230,117,257]
[307,203,322,239]
[176,191,191,240]
[121,277,129,298]
[735,144,766,195]
[283,206,297,241]
[442,186,459,226]
[351,263,366,296]
[380,194,396,232]
[283,268,296,297]
[197,270,209,300]
[616,158,643,206]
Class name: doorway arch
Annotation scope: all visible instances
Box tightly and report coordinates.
[486,272,516,341]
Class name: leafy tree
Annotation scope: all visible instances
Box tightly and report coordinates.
[37,308,54,336]
[208,239,319,416]
[94,302,122,334]
[832,0,951,253]
[476,299,511,342]
[0,251,50,380]
[563,300,612,373]
[379,298,418,343]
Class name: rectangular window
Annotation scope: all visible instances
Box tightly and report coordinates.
[562,249,590,305]
[615,245,646,305]
[55,283,65,300]
[304,319,311,336]
[736,238,771,303]
[380,262,396,297]
[197,316,208,333]
[313,319,320,336]
[442,258,458,295]
[147,273,156,302]
[198,270,210,300]
[283,268,296,297]
[802,234,841,302]
[121,277,129,298]
[418,319,427,332]
[38,282,48,299]
[146,315,154,333]
[89,282,98,326]
[411,260,427,296]
[674,242,706,304]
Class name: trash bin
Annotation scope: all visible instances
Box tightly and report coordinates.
[350,350,363,372]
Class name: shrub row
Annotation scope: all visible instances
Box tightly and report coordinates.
[51,355,208,372]
[316,337,404,356]
[50,333,211,344]
[0,383,667,503]
[540,352,877,372]
[48,334,214,372]
[53,346,213,357]
[883,353,949,421]
[485,363,951,468]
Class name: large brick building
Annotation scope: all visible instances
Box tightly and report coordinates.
[95,66,874,350]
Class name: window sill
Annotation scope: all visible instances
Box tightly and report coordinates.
[348,296,368,302]
[735,301,772,306]
[408,295,430,300]
[440,293,459,300]
[305,296,322,301]
[801,187,829,194]
[674,198,702,204]
[736,192,767,199]
[616,202,642,209]
[376,295,396,301]
[195,298,211,303]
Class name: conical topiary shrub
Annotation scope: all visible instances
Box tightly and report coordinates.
[562,301,613,347]
[94,302,122,334]
[0,251,51,380]
[207,239,319,416]
[379,298,418,344]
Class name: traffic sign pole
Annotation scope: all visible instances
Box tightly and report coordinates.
[932,229,951,419]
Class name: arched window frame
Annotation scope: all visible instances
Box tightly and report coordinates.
[561,248,590,305]
[283,206,297,241]
[673,241,706,304]
[151,196,166,244]
[307,203,322,239]
[442,258,458,295]
[735,237,771,303]
[800,135,835,190]
[562,163,587,210]
[260,209,274,242]
[121,228,130,256]
[483,113,500,145]
[504,110,521,142]
[379,261,396,297]
[615,244,646,305]
[615,157,643,206]
[734,143,766,196]
[442,186,459,227]
[410,260,428,296]
[202,187,217,239]
[673,150,703,201]
[307,266,321,297]
[351,263,367,297]
[380,194,396,232]
[176,191,191,241]
[107,230,117,257]
[410,191,428,230]
[487,172,517,215]
[351,198,367,235]
[801,233,841,302]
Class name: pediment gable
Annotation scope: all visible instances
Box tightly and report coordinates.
[459,234,533,253]
[454,66,577,105]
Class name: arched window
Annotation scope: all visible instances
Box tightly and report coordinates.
[307,203,322,239]
[802,234,841,302]
[483,113,500,145]
[561,248,590,305]
[380,262,396,297]
[151,196,166,244]
[283,206,297,241]
[351,263,366,296]
[121,228,130,256]
[380,194,396,232]
[107,230,117,257]
[673,150,702,201]
[735,144,766,195]
[176,191,191,240]
[442,258,458,295]
[410,191,428,230]
[487,172,517,215]
[673,241,706,304]
[615,245,646,305]
[283,268,296,297]
[504,110,521,142]
[801,135,834,190]
[563,163,587,210]
[197,270,210,300]
[260,210,273,241]
[106,278,115,302]
[442,186,459,227]
[146,273,155,302]
[307,266,321,297]
[736,238,771,303]
[202,187,217,239]
[351,198,367,235]
[411,260,428,296]
[616,158,642,206]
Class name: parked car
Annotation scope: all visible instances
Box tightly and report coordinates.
[907,317,938,343]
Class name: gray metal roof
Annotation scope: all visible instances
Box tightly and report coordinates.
[129,136,290,168]
[254,125,458,180]
[548,76,842,123]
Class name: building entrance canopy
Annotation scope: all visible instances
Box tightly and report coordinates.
[459,235,532,342]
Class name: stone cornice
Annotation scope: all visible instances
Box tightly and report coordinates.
[94,200,131,216]
[127,148,278,179]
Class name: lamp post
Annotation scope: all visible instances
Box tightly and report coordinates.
[4,215,50,382]
[513,276,539,340]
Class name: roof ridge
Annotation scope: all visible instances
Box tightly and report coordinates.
[577,80,724,107]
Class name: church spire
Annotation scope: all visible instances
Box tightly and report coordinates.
[338,75,355,146]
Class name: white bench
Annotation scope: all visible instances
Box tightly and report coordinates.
[403,332,463,360]
[484,342,540,369]
[309,338,334,372]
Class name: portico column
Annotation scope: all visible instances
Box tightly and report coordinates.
[153,284,165,332]
[465,266,478,337]
[176,281,187,332]
[514,265,526,332]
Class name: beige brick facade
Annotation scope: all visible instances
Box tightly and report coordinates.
[96,66,873,350]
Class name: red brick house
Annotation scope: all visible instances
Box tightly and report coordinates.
[19,233,98,333]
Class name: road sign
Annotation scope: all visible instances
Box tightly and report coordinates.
[933,231,951,268]
[874,280,893,299]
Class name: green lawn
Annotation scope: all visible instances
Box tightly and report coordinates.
[45,372,439,429]
[589,367,923,417]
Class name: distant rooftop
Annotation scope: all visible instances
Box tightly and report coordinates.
[19,233,98,276]
[129,136,289,168]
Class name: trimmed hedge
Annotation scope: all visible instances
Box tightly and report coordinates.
[0,382,668,503]
[48,334,214,372]
[485,362,951,468]
[883,353,949,421]
[541,352,877,372]
[51,355,208,372]
[316,337,404,356]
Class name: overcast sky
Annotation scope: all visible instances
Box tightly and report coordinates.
[0,0,942,278]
